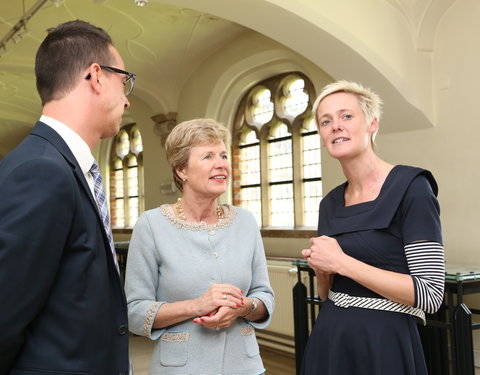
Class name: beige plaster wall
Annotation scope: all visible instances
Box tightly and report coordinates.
[109,0,480,265]
[269,0,434,115]
[108,0,480,363]
[368,0,480,265]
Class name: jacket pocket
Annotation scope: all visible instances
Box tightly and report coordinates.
[240,324,259,358]
[159,330,190,367]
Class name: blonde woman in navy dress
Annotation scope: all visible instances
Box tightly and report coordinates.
[125,118,274,375]
[301,81,444,375]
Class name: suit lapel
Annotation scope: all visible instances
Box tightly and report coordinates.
[30,122,99,212]
[31,121,122,281]
[29,120,120,266]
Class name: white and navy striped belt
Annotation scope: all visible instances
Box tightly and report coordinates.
[328,290,426,325]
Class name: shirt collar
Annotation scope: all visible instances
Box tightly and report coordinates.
[40,115,94,174]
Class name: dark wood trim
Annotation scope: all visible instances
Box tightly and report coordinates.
[266,256,302,262]
[115,228,315,238]
[261,228,316,238]
[113,228,133,235]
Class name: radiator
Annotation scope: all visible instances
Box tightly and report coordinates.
[256,259,310,354]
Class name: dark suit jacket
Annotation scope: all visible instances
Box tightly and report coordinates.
[0,122,130,375]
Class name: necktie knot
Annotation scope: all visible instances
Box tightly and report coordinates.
[90,160,100,174]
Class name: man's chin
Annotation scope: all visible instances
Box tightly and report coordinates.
[101,126,121,139]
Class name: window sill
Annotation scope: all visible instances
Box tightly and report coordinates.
[260,228,316,238]
[113,228,133,235]
[114,227,316,238]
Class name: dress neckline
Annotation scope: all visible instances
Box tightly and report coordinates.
[159,203,237,231]
[335,165,400,216]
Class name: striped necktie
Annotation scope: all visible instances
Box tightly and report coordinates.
[90,160,119,273]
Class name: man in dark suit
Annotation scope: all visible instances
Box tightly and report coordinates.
[0,20,135,375]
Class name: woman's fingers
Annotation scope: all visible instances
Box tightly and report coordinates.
[194,306,236,329]
[211,284,245,307]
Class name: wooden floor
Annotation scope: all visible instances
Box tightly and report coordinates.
[130,334,296,375]
[261,346,296,375]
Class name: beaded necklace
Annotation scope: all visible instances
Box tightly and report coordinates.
[175,197,224,222]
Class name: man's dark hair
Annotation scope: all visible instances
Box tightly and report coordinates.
[35,20,114,105]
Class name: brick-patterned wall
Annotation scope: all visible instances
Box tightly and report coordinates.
[109,169,119,227]
[232,145,241,206]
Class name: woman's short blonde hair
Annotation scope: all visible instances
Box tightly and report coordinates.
[312,80,383,144]
[165,118,231,192]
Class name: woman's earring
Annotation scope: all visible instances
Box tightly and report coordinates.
[182,178,187,182]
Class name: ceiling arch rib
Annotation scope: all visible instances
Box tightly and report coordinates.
[155,0,434,133]
[386,0,457,51]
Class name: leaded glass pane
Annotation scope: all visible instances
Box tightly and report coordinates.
[271,123,290,138]
[128,197,139,227]
[301,117,318,133]
[269,139,292,182]
[110,124,144,229]
[115,130,129,159]
[302,133,321,179]
[240,186,262,226]
[115,169,124,197]
[303,181,322,227]
[270,183,294,227]
[114,198,125,227]
[283,78,308,117]
[113,157,123,169]
[127,165,138,197]
[239,145,260,186]
[131,127,143,155]
[240,129,259,146]
[247,87,274,126]
[127,154,137,168]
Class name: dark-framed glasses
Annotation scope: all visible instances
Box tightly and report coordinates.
[85,65,136,97]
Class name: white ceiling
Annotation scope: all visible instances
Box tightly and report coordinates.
[0,0,450,158]
[0,0,247,157]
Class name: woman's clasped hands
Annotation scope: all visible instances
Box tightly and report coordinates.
[192,283,247,330]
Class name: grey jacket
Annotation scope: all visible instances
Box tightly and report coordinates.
[125,205,275,375]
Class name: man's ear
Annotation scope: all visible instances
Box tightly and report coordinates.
[85,64,102,94]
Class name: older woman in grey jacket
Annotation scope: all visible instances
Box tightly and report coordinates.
[125,118,274,375]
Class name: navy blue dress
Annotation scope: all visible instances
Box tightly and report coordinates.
[301,165,442,375]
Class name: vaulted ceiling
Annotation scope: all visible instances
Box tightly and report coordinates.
[0,0,453,158]
[0,0,246,157]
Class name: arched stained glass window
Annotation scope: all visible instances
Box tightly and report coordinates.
[110,124,144,228]
[232,72,322,231]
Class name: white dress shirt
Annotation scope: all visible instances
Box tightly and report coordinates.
[40,115,96,197]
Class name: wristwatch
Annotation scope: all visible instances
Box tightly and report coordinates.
[250,297,258,313]
[242,297,259,318]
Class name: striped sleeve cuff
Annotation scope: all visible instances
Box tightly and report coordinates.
[404,241,445,314]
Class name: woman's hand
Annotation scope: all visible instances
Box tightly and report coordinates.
[194,305,243,330]
[302,235,346,274]
[192,283,244,317]
[301,235,418,306]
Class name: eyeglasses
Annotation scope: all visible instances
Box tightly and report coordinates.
[85,65,136,97]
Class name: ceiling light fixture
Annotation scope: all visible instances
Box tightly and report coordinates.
[134,0,148,6]
[12,22,30,44]
[0,0,49,58]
